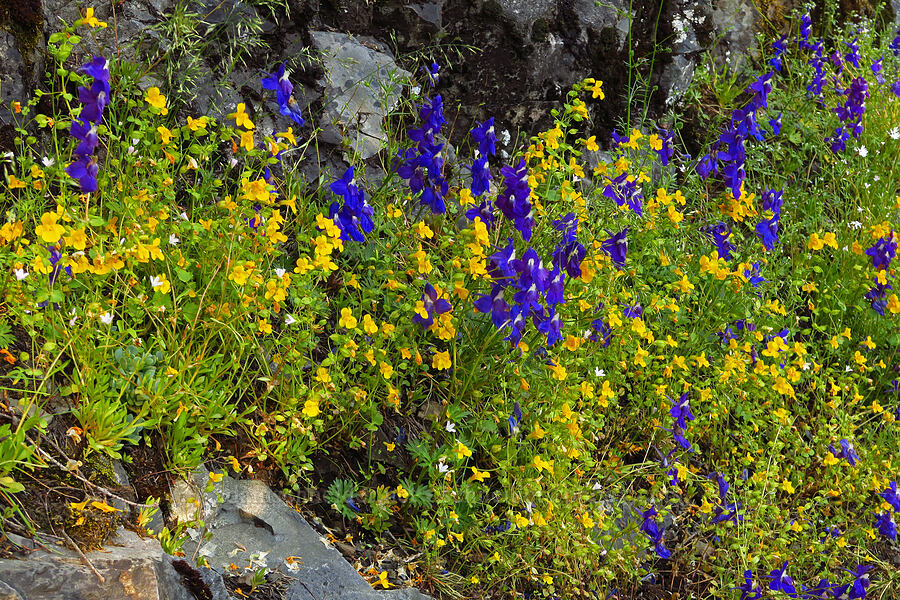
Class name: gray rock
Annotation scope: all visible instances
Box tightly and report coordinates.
[0,31,30,125]
[0,528,229,600]
[310,31,411,160]
[0,580,22,600]
[173,468,433,599]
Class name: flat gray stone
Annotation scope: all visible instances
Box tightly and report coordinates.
[311,31,411,160]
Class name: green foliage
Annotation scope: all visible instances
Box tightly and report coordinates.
[325,478,359,520]
[2,6,900,598]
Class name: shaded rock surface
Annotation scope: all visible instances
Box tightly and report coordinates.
[0,529,229,600]
[171,467,432,600]
[9,0,893,156]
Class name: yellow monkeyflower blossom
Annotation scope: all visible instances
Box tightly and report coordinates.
[454,441,472,460]
[432,351,452,370]
[469,467,490,482]
[145,87,168,114]
[339,308,358,329]
[230,102,255,129]
[81,7,108,28]
[35,211,66,243]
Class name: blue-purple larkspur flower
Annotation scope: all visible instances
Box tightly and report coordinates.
[261,61,306,126]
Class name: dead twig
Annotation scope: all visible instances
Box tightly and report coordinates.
[61,530,105,584]
[25,435,154,509]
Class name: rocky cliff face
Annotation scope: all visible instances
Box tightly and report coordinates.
[6,0,871,158]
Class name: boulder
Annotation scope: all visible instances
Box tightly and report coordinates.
[310,31,411,160]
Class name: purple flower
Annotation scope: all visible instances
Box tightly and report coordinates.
[496,159,534,240]
[623,303,643,319]
[603,172,643,215]
[702,222,735,261]
[465,200,496,229]
[799,13,812,48]
[767,561,797,596]
[70,119,99,156]
[508,401,522,434]
[261,61,306,126]
[473,283,511,329]
[601,228,628,270]
[866,235,896,270]
[769,36,787,71]
[769,112,782,136]
[470,117,497,157]
[846,565,872,599]
[736,570,762,600]
[536,306,563,346]
[469,156,492,196]
[879,481,900,511]
[328,167,374,242]
[875,510,897,540]
[413,282,451,330]
[669,392,694,429]
[639,506,671,559]
[66,154,99,192]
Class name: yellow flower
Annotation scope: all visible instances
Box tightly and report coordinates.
[395,485,409,499]
[257,319,273,335]
[822,231,838,248]
[229,262,254,285]
[187,116,208,131]
[469,467,490,482]
[808,232,825,250]
[584,135,599,151]
[277,127,297,145]
[379,362,393,379]
[362,314,378,335]
[157,126,174,145]
[240,129,254,151]
[454,441,472,459]
[81,7,108,28]
[230,102,255,129]
[414,221,434,238]
[150,273,171,294]
[35,211,66,243]
[773,377,795,397]
[145,87,168,114]
[432,350,451,370]
[589,79,605,99]
[781,479,796,494]
[824,452,839,467]
[579,512,595,529]
[338,307,357,329]
[315,367,331,383]
[373,571,392,589]
[512,513,529,529]
[532,455,553,473]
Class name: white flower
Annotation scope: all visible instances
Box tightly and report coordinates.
[275,268,286,278]
[845,365,853,372]
[594,368,606,377]
[14,268,28,280]
[857,146,868,157]
[42,156,55,167]
[437,459,449,473]
[150,275,164,288]
[284,314,296,325]
[890,127,900,140]
[168,234,180,246]
[100,312,114,325]
[444,421,456,433]
[499,129,511,145]
[849,221,862,229]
